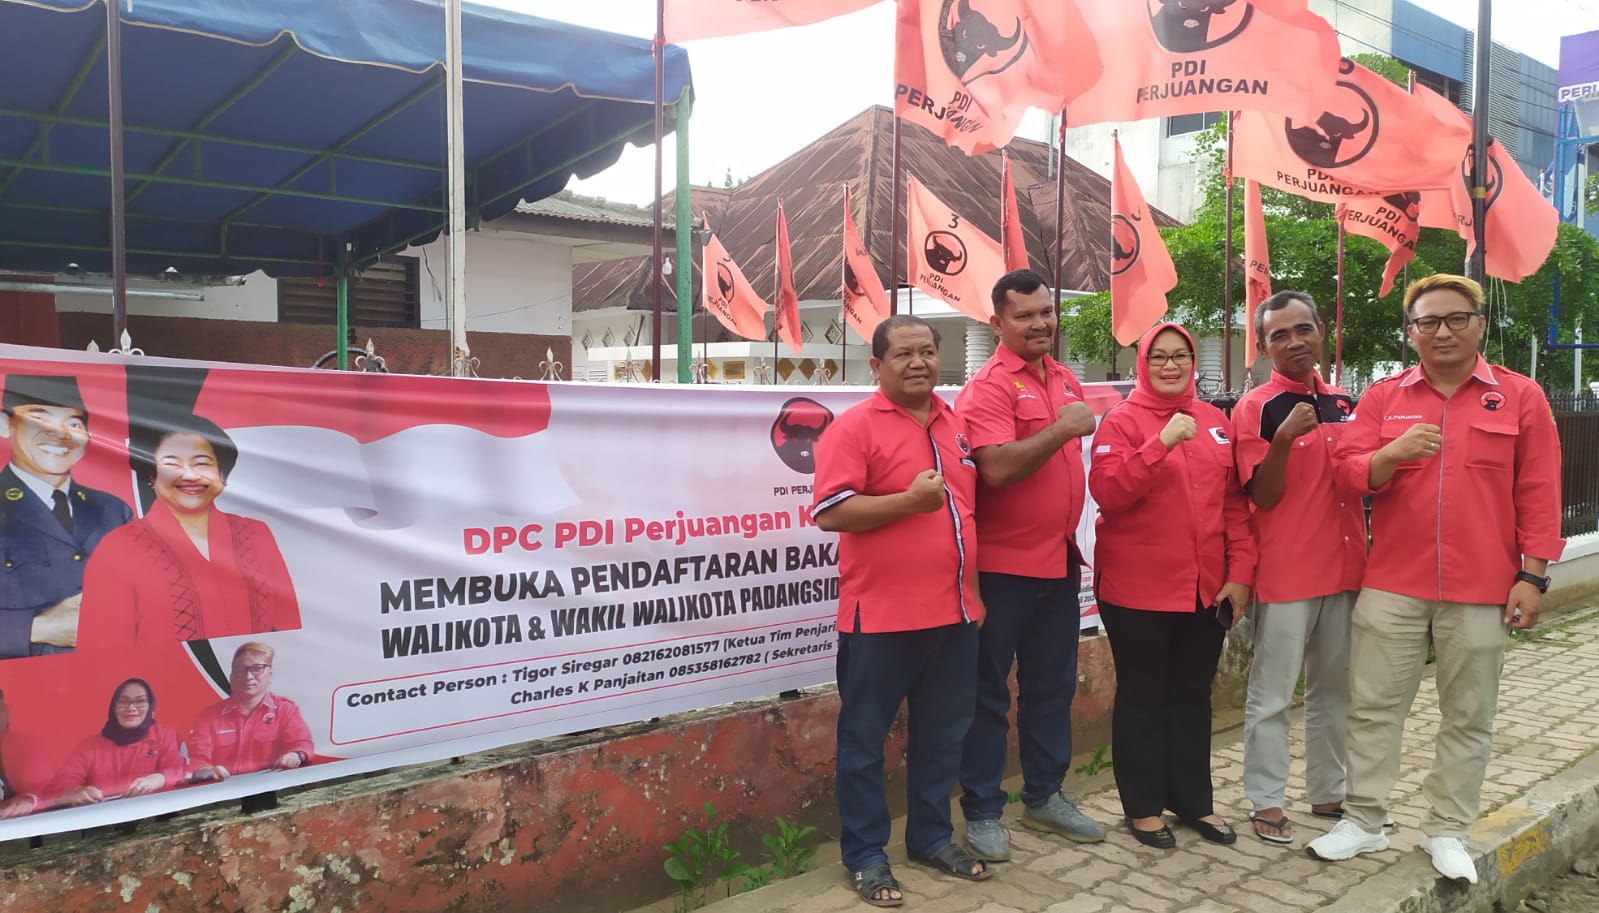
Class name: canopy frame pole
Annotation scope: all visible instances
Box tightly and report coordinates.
[445,0,469,377]
[336,244,351,370]
[675,88,693,384]
[651,0,666,383]
[0,32,107,199]
[1466,0,1491,282]
[106,0,128,343]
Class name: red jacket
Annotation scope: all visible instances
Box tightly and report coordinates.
[0,729,54,802]
[1088,323,1256,613]
[188,694,315,776]
[46,723,186,800]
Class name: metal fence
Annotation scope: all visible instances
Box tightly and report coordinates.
[1551,390,1599,539]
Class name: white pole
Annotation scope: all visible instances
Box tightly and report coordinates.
[1530,335,1539,382]
[446,0,470,377]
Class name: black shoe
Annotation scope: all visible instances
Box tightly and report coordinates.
[1181,817,1238,845]
[1127,818,1176,849]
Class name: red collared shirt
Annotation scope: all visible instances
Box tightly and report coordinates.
[47,723,186,799]
[1332,357,1565,604]
[1088,400,1256,613]
[0,729,53,801]
[1233,371,1366,604]
[187,693,315,776]
[956,347,1088,578]
[812,390,980,633]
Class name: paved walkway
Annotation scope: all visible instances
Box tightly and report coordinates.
[701,603,1599,913]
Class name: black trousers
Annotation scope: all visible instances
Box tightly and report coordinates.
[1098,599,1226,821]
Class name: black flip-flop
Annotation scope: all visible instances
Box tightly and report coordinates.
[1249,812,1294,845]
[1310,805,1344,820]
[909,843,993,881]
[851,861,904,907]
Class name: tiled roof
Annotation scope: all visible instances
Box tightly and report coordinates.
[513,190,671,230]
[573,105,1181,313]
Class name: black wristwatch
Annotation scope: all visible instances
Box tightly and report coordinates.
[1515,570,1551,593]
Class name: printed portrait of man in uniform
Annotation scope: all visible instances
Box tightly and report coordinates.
[0,374,133,660]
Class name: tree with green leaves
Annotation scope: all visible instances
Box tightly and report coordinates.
[1063,52,1599,389]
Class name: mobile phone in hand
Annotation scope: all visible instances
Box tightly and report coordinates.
[1217,597,1236,630]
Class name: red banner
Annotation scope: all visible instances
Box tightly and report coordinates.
[1436,142,1561,283]
[701,220,770,341]
[774,200,804,355]
[1233,60,1471,202]
[1001,153,1029,271]
[1110,136,1176,345]
[906,172,1004,321]
[841,186,891,344]
[664,0,878,42]
[894,0,1102,154]
[1338,192,1419,297]
[1067,0,1340,128]
[1243,179,1271,367]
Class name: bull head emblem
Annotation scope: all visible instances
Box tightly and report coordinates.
[770,397,836,474]
[715,263,736,301]
[1458,146,1504,210]
[1110,214,1141,276]
[1285,75,1378,170]
[924,231,968,275]
[1384,191,1421,222]
[939,0,1028,84]
[844,262,868,298]
[1148,0,1252,54]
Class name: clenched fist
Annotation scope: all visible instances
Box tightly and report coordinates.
[904,469,947,513]
[1274,402,1319,444]
[1159,413,1197,449]
[1383,423,1443,462]
[1055,401,1097,438]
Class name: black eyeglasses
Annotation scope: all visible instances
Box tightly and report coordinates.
[1147,351,1194,367]
[1409,311,1480,335]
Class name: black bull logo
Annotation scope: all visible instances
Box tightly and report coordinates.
[771,398,835,475]
[844,262,867,298]
[1110,214,1141,276]
[715,263,735,301]
[940,0,1028,83]
[1149,0,1253,54]
[1384,192,1421,221]
[1286,107,1372,169]
[924,231,968,275]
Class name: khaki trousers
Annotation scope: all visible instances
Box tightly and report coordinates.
[1344,588,1507,838]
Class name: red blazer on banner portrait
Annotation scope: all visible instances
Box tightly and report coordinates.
[905,172,1004,322]
[1109,136,1176,346]
[894,0,1102,154]
[841,186,891,344]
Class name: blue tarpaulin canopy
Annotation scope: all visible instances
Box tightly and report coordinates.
[0,0,691,277]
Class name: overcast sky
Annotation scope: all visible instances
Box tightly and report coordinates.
[497,0,1599,206]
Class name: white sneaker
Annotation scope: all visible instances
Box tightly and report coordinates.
[1306,819,1389,861]
[1423,836,1478,884]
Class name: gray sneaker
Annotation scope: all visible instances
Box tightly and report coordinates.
[1020,791,1106,843]
[964,817,1012,862]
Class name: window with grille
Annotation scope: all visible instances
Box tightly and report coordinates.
[277,256,421,328]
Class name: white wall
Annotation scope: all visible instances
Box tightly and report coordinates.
[52,271,278,322]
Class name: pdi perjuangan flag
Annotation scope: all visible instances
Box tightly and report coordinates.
[1110,136,1176,346]
[1243,178,1271,367]
[906,171,1005,321]
[1338,192,1419,298]
[702,220,771,341]
[841,186,891,343]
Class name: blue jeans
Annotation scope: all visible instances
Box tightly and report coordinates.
[958,570,1082,820]
[835,621,979,871]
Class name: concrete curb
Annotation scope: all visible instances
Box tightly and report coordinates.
[1320,749,1599,913]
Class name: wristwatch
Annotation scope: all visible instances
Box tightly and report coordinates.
[1515,570,1551,593]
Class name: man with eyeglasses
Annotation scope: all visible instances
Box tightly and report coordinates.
[187,641,314,780]
[1308,275,1563,884]
[1231,292,1365,845]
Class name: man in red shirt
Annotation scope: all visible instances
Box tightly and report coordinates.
[1232,292,1365,844]
[0,687,52,817]
[813,315,988,906]
[188,641,314,781]
[1308,275,1564,884]
[954,269,1104,861]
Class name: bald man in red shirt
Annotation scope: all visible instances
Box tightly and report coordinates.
[1308,275,1564,884]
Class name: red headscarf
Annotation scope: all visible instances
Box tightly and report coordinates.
[1125,322,1198,418]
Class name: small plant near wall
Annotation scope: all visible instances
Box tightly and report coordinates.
[662,804,819,911]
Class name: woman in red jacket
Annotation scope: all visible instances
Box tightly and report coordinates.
[48,678,186,806]
[1088,322,1256,849]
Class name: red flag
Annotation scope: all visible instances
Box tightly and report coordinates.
[906,172,1004,321]
[1233,60,1472,202]
[1110,136,1175,346]
[1067,0,1340,128]
[1338,192,1419,298]
[1447,141,1560,282]
[842,186,891,344]
[1001,153,1028,271]
[1243,179,1271,368]
[701,218,770,341]
[894,0,1103,154]
[664,0,878,42]
[774,199,804,355]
